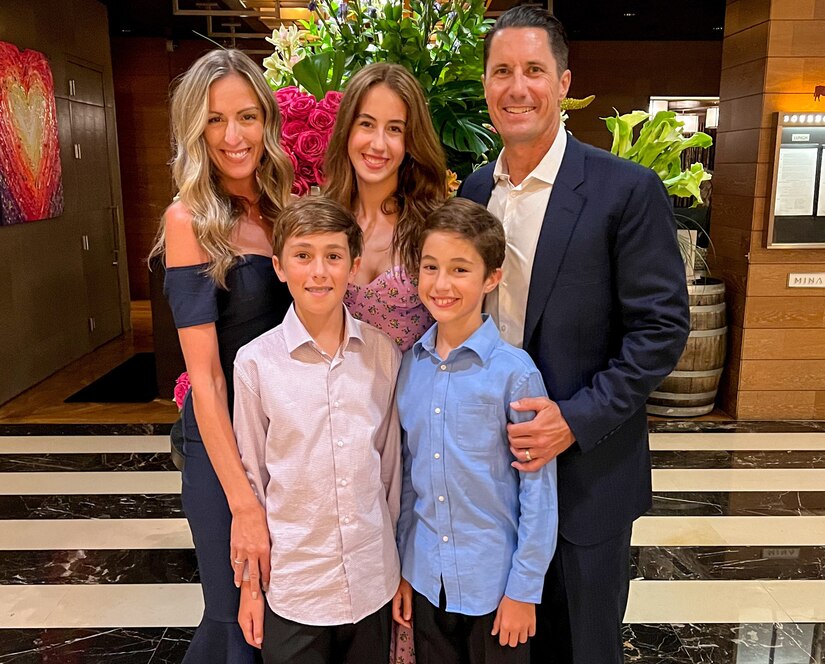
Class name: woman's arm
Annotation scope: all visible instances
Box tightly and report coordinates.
[165,203,271,593]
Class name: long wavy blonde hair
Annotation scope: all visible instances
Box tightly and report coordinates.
[324,63,447,274]
[149,49,293,288]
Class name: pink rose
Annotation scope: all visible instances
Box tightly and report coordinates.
[319,90,343,113]
[285,94,316,122]
[173,372,190,410]
[294,130,327,162]
[281,119,307,147]
[292,175,310,196]
[297,160,316,181]
[313,160,326,187]
[308,107,336,133]
[275,86,302,107]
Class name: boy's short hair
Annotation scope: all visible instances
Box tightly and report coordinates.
[420,198,505,276]
[272,197,363,260]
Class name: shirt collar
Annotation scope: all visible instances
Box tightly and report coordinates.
[493,122,568,187]
[413,314,500,363]
[282,303,364,355]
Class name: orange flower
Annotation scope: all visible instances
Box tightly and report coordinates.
[446,169,460,195]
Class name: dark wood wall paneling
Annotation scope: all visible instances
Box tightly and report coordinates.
[0,0,129,405]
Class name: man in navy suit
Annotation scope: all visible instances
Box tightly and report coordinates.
[459,7,690,663]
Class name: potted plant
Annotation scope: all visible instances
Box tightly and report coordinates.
[604,110,724,417]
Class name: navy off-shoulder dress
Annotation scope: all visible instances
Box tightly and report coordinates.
[165,254,291,664]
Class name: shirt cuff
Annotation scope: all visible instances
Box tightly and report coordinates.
[504,570,544,605]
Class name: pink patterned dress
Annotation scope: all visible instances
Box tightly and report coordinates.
[345,265,430,664]
[344,266,433,353]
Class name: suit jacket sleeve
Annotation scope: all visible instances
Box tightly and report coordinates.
[557,167,690,452]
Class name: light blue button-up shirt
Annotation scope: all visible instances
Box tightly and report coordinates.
[396,315,558,616]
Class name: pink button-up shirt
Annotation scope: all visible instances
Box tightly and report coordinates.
[233,304,402,626]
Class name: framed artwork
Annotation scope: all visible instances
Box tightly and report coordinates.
[0,40,63,226]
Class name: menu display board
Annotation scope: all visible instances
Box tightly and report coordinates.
[767,115,825,247]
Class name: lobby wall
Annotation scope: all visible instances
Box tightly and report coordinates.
[566,41,723,150]
[713,0,825,419]
[0,0,129,405]
[112,38,212,300]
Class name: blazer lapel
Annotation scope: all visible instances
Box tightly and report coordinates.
[523,136,587,348]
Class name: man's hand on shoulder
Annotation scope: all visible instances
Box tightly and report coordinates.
[508,397,575,472]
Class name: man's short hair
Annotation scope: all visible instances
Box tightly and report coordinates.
[484,6,569,75]
[273,197,363,260]
[420,198,505,276]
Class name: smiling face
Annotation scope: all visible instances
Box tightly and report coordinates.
[418,231,502,343]
[273,232,360,323]
[483,27,571,153]
[204,72,265,189]
[346,83,407,191]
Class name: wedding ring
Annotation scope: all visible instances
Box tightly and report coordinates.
[233,559,244,565]
[524,449,532,462]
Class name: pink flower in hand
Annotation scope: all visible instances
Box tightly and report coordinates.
[319,90,343,113]
[173,372,190,410]
[292,175,310,196]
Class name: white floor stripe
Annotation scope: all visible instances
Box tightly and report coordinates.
[0,519,193,550]
[652,468,825,492]
[0,472,181,495]
[650,432,825,451]
[0,436,170,454]
[0,584,203,628]
[2,515,822,551]
[624,580,798,623]
[1,468,821,496]
[2,580,822,628]
[632,516,825,546]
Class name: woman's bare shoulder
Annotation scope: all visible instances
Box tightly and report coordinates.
[164,201,207,267]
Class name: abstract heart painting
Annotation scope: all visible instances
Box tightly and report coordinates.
[0,41,63,226]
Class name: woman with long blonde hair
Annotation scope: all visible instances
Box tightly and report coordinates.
[325,62,447,353]
[150,48,293,663]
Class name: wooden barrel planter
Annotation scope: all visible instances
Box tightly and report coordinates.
[646,277,727,417]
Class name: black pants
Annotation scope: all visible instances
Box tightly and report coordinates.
[261,601,391,664]
[413,588,530,664]
[532,526,633,664]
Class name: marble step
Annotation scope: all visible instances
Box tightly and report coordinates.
[4,515,825,551]
[2,579,824,628]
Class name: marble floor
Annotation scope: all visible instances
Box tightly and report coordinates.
[0,421,824,662]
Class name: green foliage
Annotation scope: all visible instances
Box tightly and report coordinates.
[265,0,499,174]
[603,110,713,206]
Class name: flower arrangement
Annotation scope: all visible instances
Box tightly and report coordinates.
[173,372,190,410]
[275,86,342,195]
[264,0,497,176]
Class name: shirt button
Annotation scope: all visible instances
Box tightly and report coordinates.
[337,440,344,447]
[334,401,340,408]
[440,364,447,371]
[434,407,441,414]
[340,479,348,487]
[434,453,440,460]
[343,516,351,524]
[442,536,449,542]
[438,495,445,502]
[501,324,508,332]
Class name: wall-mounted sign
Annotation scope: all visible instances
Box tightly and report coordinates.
[788,272,825,287]
[767,113,825,248]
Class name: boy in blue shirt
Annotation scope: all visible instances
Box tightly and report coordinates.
[393,198,558,663]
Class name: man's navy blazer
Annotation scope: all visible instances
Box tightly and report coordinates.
[460,135,690,545]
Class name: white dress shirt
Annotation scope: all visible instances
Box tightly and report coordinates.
[485,123,568,347]
[233,304,402,626]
